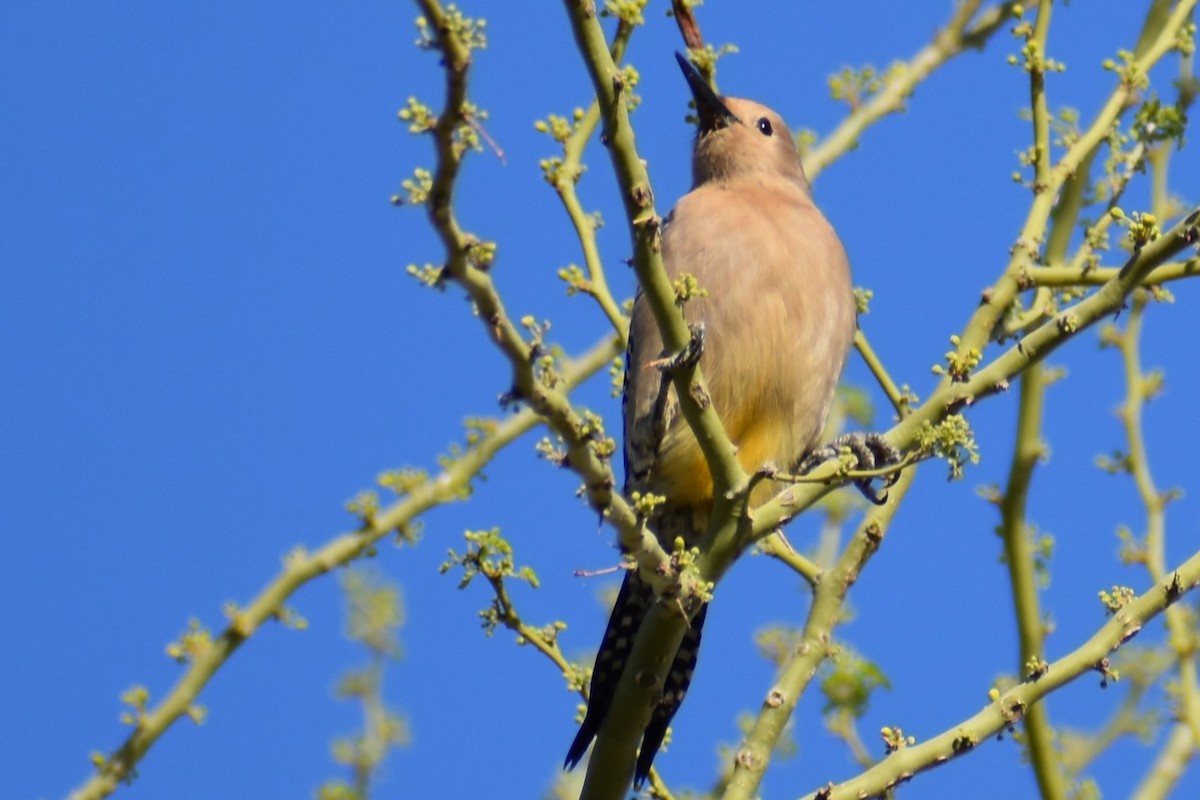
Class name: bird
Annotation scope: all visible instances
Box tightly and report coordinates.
[565,52,860,787]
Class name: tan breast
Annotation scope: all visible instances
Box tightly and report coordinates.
[626,180,856,509]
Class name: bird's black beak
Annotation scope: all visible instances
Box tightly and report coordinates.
[675,51,739,132]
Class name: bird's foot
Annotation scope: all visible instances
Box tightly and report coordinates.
[648,323,706,373]
[798,432,903,505]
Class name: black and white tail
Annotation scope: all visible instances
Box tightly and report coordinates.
[565,570,709,786]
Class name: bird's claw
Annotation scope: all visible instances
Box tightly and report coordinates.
[651,323,706,373]
[798,432,903,505]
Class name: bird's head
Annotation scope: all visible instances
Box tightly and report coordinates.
[675,52,811,193]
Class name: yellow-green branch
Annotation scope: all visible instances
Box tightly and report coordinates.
[798,551,1200,799]
[722,469,915,798]
[413,0,670,573]
[804,1,1016,180]
[997,363,1066,799]
[947,0,1197,379]
[1114,295,1200,751]
[69,329,620,800]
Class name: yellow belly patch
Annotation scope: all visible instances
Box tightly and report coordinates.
[655,414,794,509]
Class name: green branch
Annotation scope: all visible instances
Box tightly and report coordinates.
[1133,722,1195,799]
[851,211,1188,510]
[722,469,916,798]
[1027,0,1055,193]
[804,1,1016,180]
[853,329,910,418]
[544,20,639,342]
[1112,293,1200,757]
[69,331,619,800]
[798,551,1200,799]
[758,532,822,587]
[947,0,1197,379]
[410,0,680,575]
[997,364,1066,799]
[1030,258,1199,287]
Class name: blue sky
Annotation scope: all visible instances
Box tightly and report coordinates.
[3,2,1199,798]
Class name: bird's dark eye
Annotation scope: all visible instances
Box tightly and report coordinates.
[756,117,774,136]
